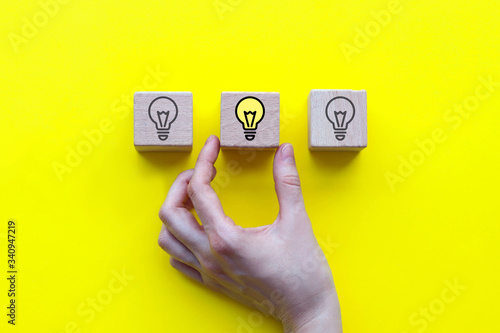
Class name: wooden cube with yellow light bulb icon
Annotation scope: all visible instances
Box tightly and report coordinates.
[220,92,280,149]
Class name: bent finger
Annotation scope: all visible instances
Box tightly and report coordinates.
[170,258,203,284]
[158,225,201,269]
[188,135,234,233]
[160,169,207,248]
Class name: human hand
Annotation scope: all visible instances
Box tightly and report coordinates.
[158,135,342,332]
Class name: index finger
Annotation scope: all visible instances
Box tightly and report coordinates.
[188,135,232,232]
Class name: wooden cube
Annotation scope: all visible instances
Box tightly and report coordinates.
[220,92,280,149]
[134,92,193,151]
[308,89,367,151]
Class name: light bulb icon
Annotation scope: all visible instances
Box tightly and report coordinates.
[235,97,265,141]
[325,96,355,141]
[148,96,178,141]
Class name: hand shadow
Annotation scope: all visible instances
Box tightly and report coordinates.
[135,150,191,173]
[309,150,359,171]
[220,148,275,174]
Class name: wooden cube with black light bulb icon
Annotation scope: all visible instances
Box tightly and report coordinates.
[220,92,280,149]
[308,89,367,151]
[134,92,193,152]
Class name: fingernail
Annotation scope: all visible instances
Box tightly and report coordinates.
[205,135,214,145]
[281,144,295,164]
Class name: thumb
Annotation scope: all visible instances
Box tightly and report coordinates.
[273,143,305,218]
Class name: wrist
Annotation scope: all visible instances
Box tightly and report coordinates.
[281,289,342,333]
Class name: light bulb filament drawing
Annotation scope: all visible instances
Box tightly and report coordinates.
[325,97,355,141]
[156,111,170,128]
[243,111,257,128]
[148,97,178,141]
[235,97,265,141]
[334,111,347,128]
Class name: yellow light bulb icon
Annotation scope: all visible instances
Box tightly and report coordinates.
[235,97,265,141]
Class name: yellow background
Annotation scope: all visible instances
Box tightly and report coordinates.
[1,0,499,332]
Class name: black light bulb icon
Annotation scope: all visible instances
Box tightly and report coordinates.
[325,96,355,141]
[148,97,178,141]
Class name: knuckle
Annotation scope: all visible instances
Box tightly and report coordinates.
[173,169,194,187]
[186,181,201,199]
[158,234,168,252]
[188,181,212,202]
[178,169,194,179]
[158,207,173,224]
[279,174,301,188]
[211,238,233,256]
[201,259,224,276]
[169,257,180,269]
[209,228,239,256]
[158,233,173,254]
[201,274,221,290]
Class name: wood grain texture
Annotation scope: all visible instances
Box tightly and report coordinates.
[134,92,193,152]
[220,92,280,149]
[308,89,367,151]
